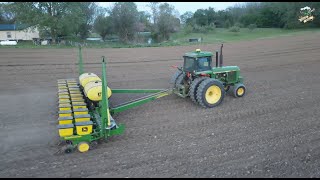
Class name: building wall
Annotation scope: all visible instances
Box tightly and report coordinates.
[0,26,40,41]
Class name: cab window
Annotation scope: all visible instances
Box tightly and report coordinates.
[197,57,211,71]
[184,56,195,71]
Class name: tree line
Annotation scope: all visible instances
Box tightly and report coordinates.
[181,2,320,30]
[0,2,319,44]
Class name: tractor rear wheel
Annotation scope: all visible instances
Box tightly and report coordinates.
[231,83,246,98]
[175,73,185,88]
[170,70,182,87]
[189,77,209,104]
[196,79,225,108]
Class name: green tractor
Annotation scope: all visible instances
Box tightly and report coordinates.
[171,44,246,108]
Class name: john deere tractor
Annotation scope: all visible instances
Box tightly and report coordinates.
[171,44,246,108]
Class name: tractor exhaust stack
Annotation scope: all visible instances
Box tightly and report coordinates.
[215,51,219,67]
[219,44,223,67]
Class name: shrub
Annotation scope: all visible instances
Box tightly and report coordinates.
[224,20,231,28]
[234,22,244,28]
[205,23,216,32]
[192,25,207,33]
[191,24,215,34]
[183,25,193,35]
[248,24,257,31]
[229,26,240,32]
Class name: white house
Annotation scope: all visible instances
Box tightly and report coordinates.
[0,24,40,41]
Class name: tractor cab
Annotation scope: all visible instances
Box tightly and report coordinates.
[183,49,213,73]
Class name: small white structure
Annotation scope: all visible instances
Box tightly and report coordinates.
[86,37,102,41]
[0,40,17,46]
[41,40,48,45]
[0,24,40,41]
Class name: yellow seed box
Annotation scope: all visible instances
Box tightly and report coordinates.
[58,92,69,96]
[58,116,74,125]
[59,104,72,111]
[68,85,78,87]
[71,100,85,103]
[73,104,87,109]
[57,124,74,137]
[58,110,73,117]
[59,99,71,104]
[73,108,88,115]
[58,89,69,93]
[58,84,67,87]
[59,98,70,102]
[58,86,68,90]
[74,114,91,123]
[72,102,87,107]
[71,97,84,101]
[69,90,82,94]
[68,85,80,88]
[69,87,80,90]
[58,95,70,99]
[70,94,83,98]
[75,121,93,135]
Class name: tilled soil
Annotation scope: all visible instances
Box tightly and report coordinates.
[1,32,320,177]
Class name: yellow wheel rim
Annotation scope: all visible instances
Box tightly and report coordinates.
[205,85,222,104]
[237,87,245,96]
[78,142,89,153]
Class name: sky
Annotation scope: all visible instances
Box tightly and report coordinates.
[98,2,245,15]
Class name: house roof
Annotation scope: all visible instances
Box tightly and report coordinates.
[0,24,31,31]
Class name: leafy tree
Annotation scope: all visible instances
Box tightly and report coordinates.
[180,11,193,25]
[0,3,15,24]
[155,3,180,41]
[109,2,139,43]
[76,2,99,39]
[206,7,216,25]
[148,2,160,25]
[11,2,89,43]
[93,15,113,41]
[138,11,152,31]
[193,9,207,26]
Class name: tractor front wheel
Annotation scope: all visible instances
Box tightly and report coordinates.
[231,83,246,98]
[196,79,225,108]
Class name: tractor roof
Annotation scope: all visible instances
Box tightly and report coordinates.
[184,49,213,58]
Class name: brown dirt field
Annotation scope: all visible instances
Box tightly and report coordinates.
[1,32,320,177]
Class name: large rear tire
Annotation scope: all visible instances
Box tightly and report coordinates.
[175,73,184,86]
[189,77,209,104]
[170,70,182,87]
[196,79,225,108]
